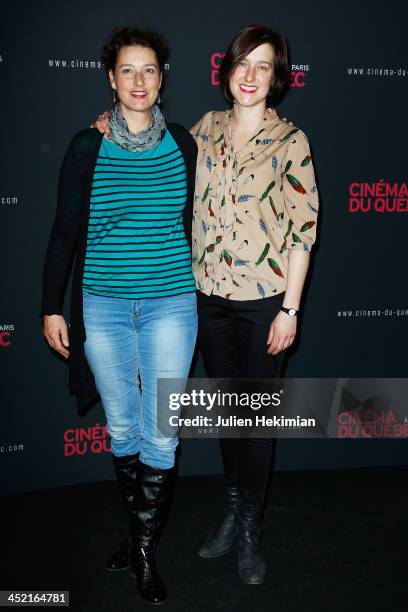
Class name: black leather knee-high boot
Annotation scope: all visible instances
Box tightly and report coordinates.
[129,461,175,605]
[105,452,140,572]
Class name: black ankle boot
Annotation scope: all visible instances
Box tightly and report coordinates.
[129,461,174,605]
[198,485,240,558]
[105,452,140,572]
[237,502,266,585]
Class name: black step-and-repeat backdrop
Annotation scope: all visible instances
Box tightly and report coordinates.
[1,0,407,494]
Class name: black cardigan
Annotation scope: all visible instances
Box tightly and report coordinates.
[42,125,198,414]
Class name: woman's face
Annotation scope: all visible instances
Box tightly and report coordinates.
[229,43,275,109]
[109,44,162,115]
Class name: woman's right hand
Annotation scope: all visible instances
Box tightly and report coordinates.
[43,315,70,358]
[90,111,111,137]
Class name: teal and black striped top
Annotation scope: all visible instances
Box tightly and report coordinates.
[83,131,196,299]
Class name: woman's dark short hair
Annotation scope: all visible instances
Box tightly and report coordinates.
[219,24,290,104]
[101,26,169,80]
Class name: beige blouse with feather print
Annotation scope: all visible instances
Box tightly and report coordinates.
[190,108,319,300]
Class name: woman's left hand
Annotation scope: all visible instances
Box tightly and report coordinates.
[267,311,297,355]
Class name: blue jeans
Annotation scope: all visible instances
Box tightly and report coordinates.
[83,291,197,469]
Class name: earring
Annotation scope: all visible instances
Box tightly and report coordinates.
[157,94,161,105]
[112,89,118,105]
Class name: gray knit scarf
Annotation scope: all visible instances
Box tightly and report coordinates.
[108,103,166,152]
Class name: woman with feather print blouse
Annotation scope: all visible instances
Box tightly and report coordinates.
[93,23,319,589]
[191,25,319,587]
[191,109,317,300]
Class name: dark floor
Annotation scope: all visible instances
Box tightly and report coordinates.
[2,467,406,612]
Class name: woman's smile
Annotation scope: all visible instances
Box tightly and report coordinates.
[239,84,258,93]
[129,89,148,98]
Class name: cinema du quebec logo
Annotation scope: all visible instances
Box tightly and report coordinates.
[210,53,309,88]
[64,423,111,456]
[0,324,14,347]
[348,180,408,213]
[337,409,408,438]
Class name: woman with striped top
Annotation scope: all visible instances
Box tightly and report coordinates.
[42,27,198,605]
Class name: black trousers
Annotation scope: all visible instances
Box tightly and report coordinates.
[197,291,286,506]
